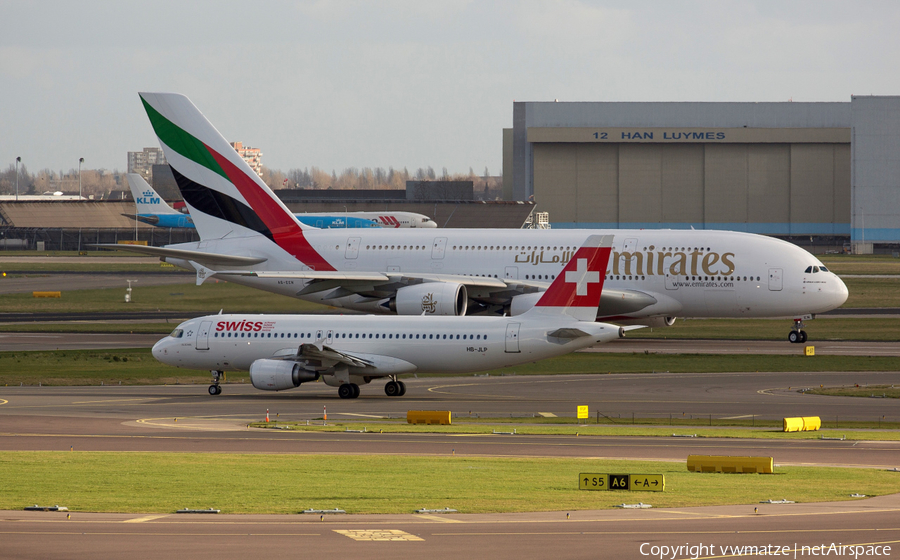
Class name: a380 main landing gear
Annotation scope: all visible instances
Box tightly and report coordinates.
[208,370,224,395]
[384,376,407,397]
[788,319,808,344]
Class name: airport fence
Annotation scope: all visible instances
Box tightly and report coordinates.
[0,227,199,251]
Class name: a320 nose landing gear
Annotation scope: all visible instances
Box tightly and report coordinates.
[788,318,808,344]
[208,370,224,395]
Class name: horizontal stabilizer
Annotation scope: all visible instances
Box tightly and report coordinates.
[91,244,267,266]
[547,327,592,344]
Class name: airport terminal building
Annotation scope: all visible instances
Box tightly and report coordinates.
[504,96,900,251]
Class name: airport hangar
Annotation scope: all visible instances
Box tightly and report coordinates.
[502,95,900,253]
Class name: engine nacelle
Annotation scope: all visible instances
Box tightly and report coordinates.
[509,292,543,316]
[393,282,467,316]
[615,316,678,328]
[249,359,318,391]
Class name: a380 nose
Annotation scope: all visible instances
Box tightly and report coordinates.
[832,275,850,309]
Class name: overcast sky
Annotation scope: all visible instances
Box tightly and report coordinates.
[2,0,899,176]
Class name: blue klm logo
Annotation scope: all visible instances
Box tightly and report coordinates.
[136,190,161,205]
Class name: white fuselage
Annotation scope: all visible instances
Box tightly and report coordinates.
[168,228,848,320]
[153,313,622,374]
[330,211,436,228]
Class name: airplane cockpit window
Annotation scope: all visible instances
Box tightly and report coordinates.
[819,266,829,272]
[805,266,812,273]
[169,328,184,338]
[813,266,820,273]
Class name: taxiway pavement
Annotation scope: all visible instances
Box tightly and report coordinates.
[2,376,899,559]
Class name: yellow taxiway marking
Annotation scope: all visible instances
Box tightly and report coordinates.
[336,413,386,418]
[123,515,170,523]
[0,399,8,406]
[0,531,320,537]
[416,515,464,523]
[334,529,423,541]
[538,412,557,418]
[71,398,158,404]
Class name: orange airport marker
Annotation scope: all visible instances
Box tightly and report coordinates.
[266,409,269,423]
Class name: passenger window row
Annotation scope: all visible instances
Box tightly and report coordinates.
[213,332,488,341]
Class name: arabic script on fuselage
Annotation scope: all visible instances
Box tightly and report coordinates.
[513,247,736,276]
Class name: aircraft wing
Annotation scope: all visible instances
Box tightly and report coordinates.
[216,268,659,317]
[298,343,376,369]
[216,270,511,297]
[91,243,267,266]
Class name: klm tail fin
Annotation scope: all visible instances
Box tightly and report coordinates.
[524,234,614,322]
[126,174,179,215]
[138,92,333,270]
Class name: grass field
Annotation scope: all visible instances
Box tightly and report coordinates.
[1,263,180,273]
[254,421,900,440]
[819,254,900,275]
[1,348,897,387]
[0,322,179,334]
[1,452,896,514]
[0,349,221,386]
[806,384,900,398]
[0,280,333,314]
[628,317,900,341]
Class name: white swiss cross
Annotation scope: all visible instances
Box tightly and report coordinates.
[565,257,600,296]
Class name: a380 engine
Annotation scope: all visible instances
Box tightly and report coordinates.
[249,359,318,391]
[391,282,467,316]
[508,292,543,316]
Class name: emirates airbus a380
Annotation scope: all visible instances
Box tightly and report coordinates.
[106,92,848,343]
[153,235,629,398]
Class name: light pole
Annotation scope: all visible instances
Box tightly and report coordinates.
[15,157,21,201]
[78,157,84,199]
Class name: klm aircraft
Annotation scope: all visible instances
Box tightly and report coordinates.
[125,174,380,230]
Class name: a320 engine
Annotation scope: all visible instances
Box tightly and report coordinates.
[391,282,468,316]
[249,359,318,391]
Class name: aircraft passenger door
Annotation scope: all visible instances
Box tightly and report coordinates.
[505,266,518,280]
[768,268,783,291]
[505,323,521,353]
[665,273,679,290]
[620,238,638,274]
[196,321,212,350]
[326,330,334,344]
[431,237,447,260]
[316,329,324,342]
[345,237,360,259]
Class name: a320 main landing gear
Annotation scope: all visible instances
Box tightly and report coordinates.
[384,377,407,397]
[338,383,360,399]
[208,370,224,395]
[788,319,808,344]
